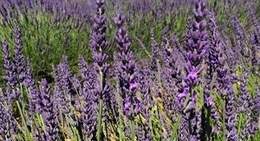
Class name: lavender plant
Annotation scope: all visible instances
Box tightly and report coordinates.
[114,8,140,139]
[89,0,113,139]
[0,0,259,141]
[37,79,59,141]
[78,56,98,140]
[178,0,208,139]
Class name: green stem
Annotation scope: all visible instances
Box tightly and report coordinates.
[130,117,135,141]
[16,101,33,141]
[238,114,243,137]
[97,69,104,141]
[223,99,226,141]
[97,99,103,141]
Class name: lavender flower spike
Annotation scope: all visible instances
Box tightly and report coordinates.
[39,79,59,141]
[178,0,208,140]
[78,56,98,139]
[2,40,16,103]
[23,60,41,116]
[114,8,139,118]
[90,0,112,138]
[0,103,17,141]
[14,25,26,83]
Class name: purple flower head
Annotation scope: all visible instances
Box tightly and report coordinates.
[225,84,238,141]
[2,40,16,103]
[38,78,59,141]
[114,8,131,53]
[23,60,41,116]
[0,103,18,140]
[53,55,76,114]
[90,0,108,56]
[237,70,252,113]
[14,25,26,83]
[150,28,160,78]
[178,0,209,140]
[250,30,259,75]
[178,113,190,140]
[90,0,113,124]
[79,59,98,139]
[184,0,208,88]
[114,8,139,118]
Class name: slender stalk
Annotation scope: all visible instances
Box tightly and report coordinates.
[97,70,104,141]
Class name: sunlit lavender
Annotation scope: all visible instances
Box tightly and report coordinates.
[0,0,259,140]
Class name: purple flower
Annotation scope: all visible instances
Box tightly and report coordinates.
[23,60,41,124]
[114,8,139,118]
[160,112,172,141]
[2,40,16,103]
[225,85,237,141]
[229,16,249,59]
[178,0,209,140]
[178,113,189,140]
[160,36,184,92]
[201,12,223,139]
[249,84,260,137]
[237,70,252,113]
[139,64,153,140]
[250,30,259,75]
[0,103,17,141]
[78,57,98,139]
[183,0,208,95]
[38,79,59,141]
[90,0,112,124]
[150,28,159,79]
[14,25,26,83]
[53,55,74,114]
[160,36,185,119]
[210,103,221,134]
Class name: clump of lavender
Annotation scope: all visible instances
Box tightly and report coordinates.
[170,34,185,59]
[159,112,171,141]
[229,16,249,60]
[160,36,184,121]
[139,63,154,141]
[149,28,162,103]
[90,1,113,132]
[90,0,109,80]
[2,40,16,104]
[249,83,260,138]
[201,12,222,139]
[214,29,238,140]
[78,56,98,140]
[207,12,221,74]
[53,55,74,115]
[2,25,26,103]
[209,101,221,134]
[114,8,139,118]
[0,103,17,140]
[237,70,252,113]
[160,36,184,94]
[150,28,159,79]
[38,79,59,141]
[14,25,26,83]
[211,15,238,141]
[184,0,208,89]
[225,84,237,141]
[250,30,259,75]
[178,113,189,141]
[178,0,208,139]
[23,59,41,126]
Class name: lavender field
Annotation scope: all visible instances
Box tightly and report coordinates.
[0,0,259,140]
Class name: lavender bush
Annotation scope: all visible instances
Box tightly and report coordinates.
[0,0,259,141]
